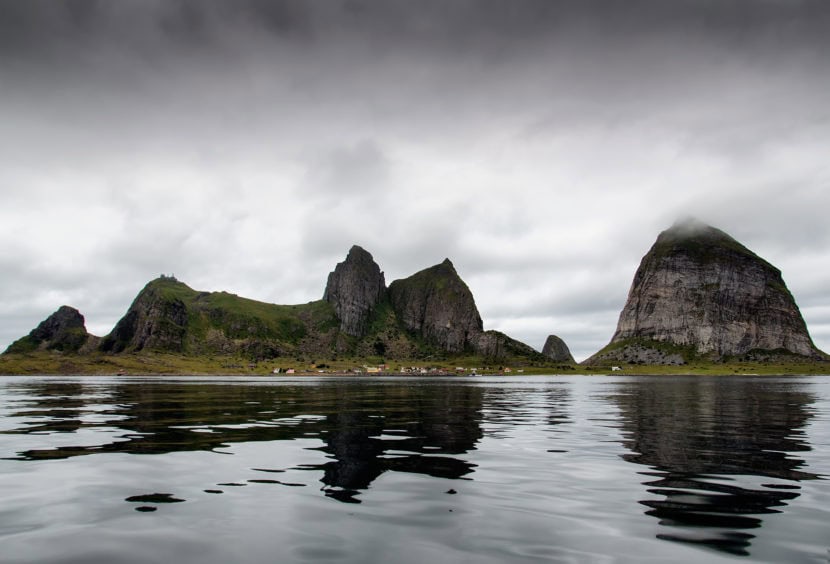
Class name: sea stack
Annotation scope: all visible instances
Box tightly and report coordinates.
[542,335,575,363]
[588,219,824,364]
[323,245,387,337]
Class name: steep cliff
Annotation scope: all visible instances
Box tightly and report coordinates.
[323,245,386,337]
[388,259,483,353]
[542,335,575,363]
[588,219,824,364]
[5,305,91,353]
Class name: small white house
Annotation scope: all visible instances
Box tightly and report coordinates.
[611,366,622,372]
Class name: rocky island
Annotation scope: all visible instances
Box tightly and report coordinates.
[2,220,827,375]
[3,246,548,374]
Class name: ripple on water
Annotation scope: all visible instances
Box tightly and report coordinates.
[0,375,828,563]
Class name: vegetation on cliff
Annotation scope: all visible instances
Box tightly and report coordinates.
[97,276,339,359]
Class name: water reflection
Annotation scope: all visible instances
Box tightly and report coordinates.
[302,385,483,502]
[1,375,824,560]
[481,384,572,441]
[1,379,483,503]
[610,377,821,556]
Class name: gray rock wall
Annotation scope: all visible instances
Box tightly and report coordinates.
[324,246,386,337]
[606,219,822,360]
[388,259,483,353]
[541,335,575,363]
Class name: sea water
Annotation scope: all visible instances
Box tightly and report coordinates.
[1,375,828,563]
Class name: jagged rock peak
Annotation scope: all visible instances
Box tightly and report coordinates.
[388,259,483,353]
[5,305,90,354]
[592,219,823,363]
[35,305,85,335]
[542,335,575,363]
[323,245,386,337]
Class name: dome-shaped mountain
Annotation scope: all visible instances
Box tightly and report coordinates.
[588,219,824,364]
[542,335,575,363]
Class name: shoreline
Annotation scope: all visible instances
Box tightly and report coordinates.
[1,351,828,377]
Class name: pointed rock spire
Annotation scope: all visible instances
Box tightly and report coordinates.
[323,245,386,337]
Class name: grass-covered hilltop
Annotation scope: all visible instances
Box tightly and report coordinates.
[2,221,828,375]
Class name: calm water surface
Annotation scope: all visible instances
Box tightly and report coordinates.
[1,375,828,563]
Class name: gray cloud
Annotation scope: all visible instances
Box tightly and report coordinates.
[1,0,829,360]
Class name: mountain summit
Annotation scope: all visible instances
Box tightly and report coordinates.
[323,245,386,338]
[5,305,91,354]
[388,258,483,353]
[588,219,824,364]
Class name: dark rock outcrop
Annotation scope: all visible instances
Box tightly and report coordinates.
[388,259,483,353]
[588,219,824,364]
[541,335,575,363]
[476,330,542,360]
[5,305,90,354]
[100,277,189,353]
[323,245,386,337]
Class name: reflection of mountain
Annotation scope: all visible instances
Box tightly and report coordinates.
[611,378,820,556]
[300,384,484,503]
[4,381,325,459]
[2,379,483,503]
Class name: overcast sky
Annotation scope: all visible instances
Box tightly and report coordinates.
[1,0,829,361]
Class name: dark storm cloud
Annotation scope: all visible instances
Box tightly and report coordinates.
[3,0,830,60]
[2,0,829,359]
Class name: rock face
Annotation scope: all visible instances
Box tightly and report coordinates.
[323,245,386,337]
[476,330,542,360]
[100,277,189,353]
[5,305,90,353]
[542,335,575,363]
[388,259,483,353]
[591,219,823,363]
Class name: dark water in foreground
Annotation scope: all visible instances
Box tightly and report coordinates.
[1,375,828,563]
